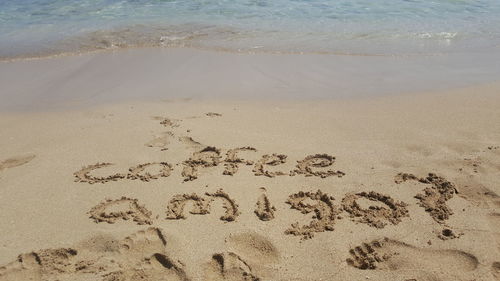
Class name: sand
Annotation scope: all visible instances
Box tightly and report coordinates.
[0,49,500,281]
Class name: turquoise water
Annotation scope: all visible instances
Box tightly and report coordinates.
[1,0,500,58]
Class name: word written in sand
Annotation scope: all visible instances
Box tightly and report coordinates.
[74,148,345,183]
[87,173,458,239]
[89,188,413,239]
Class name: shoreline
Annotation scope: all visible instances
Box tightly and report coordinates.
[2,42,491,63]
[1,47,500,113]
[0,45,407,64]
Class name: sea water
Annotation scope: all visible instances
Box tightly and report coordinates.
[1,0,500,59]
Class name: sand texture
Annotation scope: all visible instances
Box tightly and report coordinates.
[1,62,500,280]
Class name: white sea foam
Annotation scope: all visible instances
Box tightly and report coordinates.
[417,32,458,40]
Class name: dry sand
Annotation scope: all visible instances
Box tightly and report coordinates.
[0,49,500,281]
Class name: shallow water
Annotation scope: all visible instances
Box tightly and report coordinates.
[1,0,500,58]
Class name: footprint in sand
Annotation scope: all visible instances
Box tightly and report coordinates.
[203,252,259,281]
[205,112,222,117]
[152,116,181,128]
[492,262,500,280]
[145,131,174,151]
[204,232,279,281]
[0,248,78,281]
[102,227,188,281]
[0,154,35,172]
[455,177,500,209]
[0,227,188,281]
[178,136,204,151]
[488,213,500,253]
[226,232,280,265]
[347,238,478,280]
[456,145,500,176]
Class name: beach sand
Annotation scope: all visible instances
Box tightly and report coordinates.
[0,49,499,281]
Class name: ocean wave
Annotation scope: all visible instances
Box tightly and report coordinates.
[1,22,498,61]
[1,0,500,59]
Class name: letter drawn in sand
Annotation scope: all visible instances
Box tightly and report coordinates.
[254,188,276,221]
[285,190,339,239]
[395,173,458,224]
[253,154,287,178]
[291,154,345,178]
[165,193,211,219]
[127,162,173,181]
[182,146,221,181]
[223,147,257,176]
[165,189,240,222]
[89,197,152,225]
[205,189,241,222]
[341,191,409,228]
[74,163,126,184]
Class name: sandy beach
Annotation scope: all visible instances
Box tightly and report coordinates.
[0,47,499,280]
